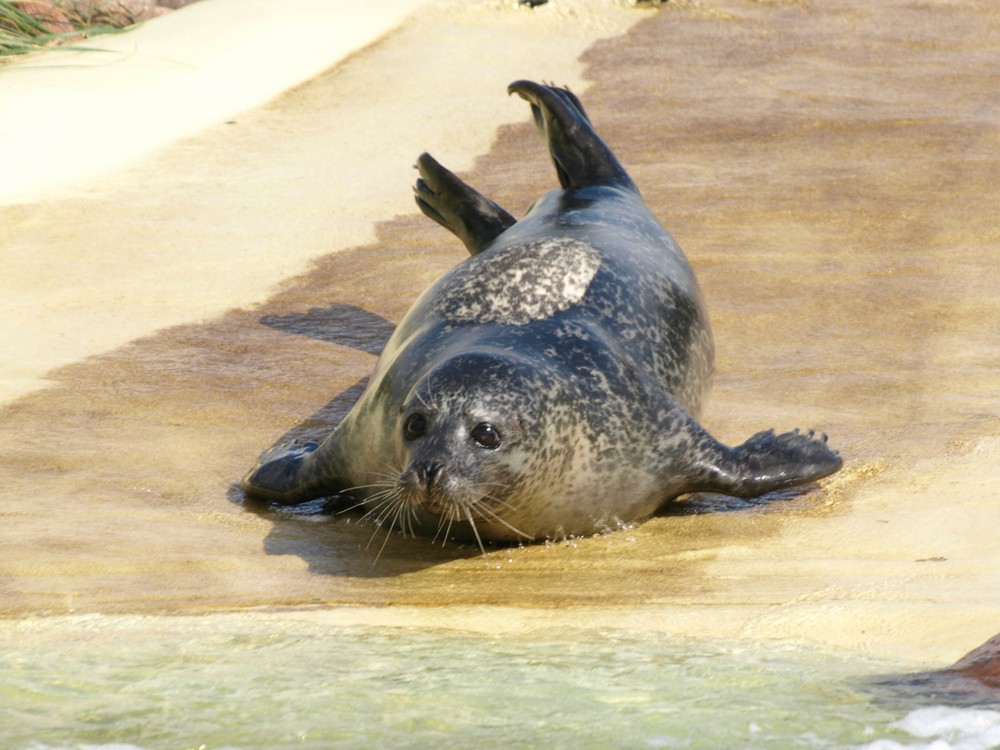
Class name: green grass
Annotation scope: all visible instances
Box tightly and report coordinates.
[0,1,120,58]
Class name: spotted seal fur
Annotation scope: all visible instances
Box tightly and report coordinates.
[241,81,842,547]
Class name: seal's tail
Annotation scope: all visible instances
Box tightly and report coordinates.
[508,80,637,193]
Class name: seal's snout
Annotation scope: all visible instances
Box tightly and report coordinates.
[399,460,449,504]
[416,461,444,492]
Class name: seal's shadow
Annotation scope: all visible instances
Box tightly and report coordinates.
[260,304,395,355]
[232,304,485,577]
[658,486,821,516]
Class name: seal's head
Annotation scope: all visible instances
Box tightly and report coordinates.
[389,350,555,546]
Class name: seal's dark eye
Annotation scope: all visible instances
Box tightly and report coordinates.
[404,413,427,441]
[471,423,501,449]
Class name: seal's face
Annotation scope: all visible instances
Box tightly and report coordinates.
[386,352,542,544]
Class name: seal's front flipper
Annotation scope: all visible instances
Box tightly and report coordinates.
[414,152,516,256]
[508,80,636,192]
[241,439,335,505]
[684,427,843,499]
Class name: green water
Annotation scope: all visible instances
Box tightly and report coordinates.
[1,614,996,750]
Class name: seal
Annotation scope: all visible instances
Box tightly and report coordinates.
[241,81,842,547]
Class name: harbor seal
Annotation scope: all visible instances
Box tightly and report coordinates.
[241,80,842,547]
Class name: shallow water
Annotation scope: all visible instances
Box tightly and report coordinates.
[5,614,997,750]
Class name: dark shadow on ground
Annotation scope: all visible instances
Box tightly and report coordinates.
[261,303,397,355]
[661,485,824,516]
[234,482,487,578]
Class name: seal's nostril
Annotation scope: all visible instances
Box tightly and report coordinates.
[417,462,444,490]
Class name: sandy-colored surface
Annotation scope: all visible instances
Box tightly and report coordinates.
[0,0,434,205]
[1,0,997,667]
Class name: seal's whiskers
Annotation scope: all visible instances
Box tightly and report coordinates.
[432,505,461,547]
[333,482,395,515]
[372,495,414,563]
[413,387,434,414]
[468,496,531,541]
[361,490,407,561]
[469,483,518,513]
[463,506,487,557]
[359,488,403,533]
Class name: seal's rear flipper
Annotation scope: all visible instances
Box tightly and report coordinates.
[526,85,593,130]
[414,152,517,256]
[681,427,843,499]
[508,80,637,193]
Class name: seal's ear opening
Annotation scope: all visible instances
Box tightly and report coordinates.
[508,80,638,193]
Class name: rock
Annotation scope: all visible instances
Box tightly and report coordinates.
[10,1,76,34]
[157,0,201,9]
[50,0,161,25]
[949,633,1000,689]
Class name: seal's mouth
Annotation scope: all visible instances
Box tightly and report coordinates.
[347,467,529,558]
[396,466,495,519]
[393,464,529,549]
